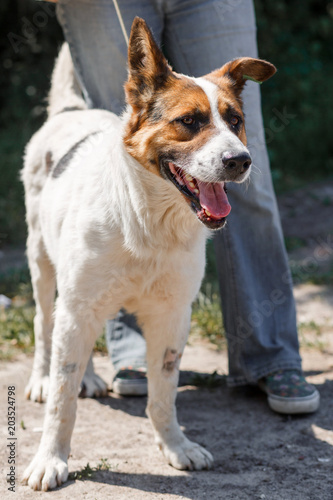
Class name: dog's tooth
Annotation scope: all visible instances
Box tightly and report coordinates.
[169,162,176,175]
[193,188,199,194]
[205,209,211,216]
[185,174,193,182]
[189,181,195,189]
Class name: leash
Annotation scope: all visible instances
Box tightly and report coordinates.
[112,2,264,87]
[112,0,129,47]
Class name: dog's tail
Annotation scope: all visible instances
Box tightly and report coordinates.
[47,43,87,118]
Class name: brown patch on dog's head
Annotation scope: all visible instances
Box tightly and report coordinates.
[212,88,247,145]
[124,19,217,173]
[204,58,276,145]
[125,17,174,112]
[123,19,276,229]
[207,57,276,99]
[124,21,276,170]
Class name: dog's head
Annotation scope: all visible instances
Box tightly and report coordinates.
[124,17,276,229]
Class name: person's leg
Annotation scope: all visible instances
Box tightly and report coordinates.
[105,309,147,395]
[105,309,146,370]
[56,0,164,113]
[162,0,302,382]
[163,0,319,413]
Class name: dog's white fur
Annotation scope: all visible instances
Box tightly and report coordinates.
[21,20,260,488]
[22,45,211,491]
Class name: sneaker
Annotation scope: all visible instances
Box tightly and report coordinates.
[258,369,320,414]
[112,367,147,396]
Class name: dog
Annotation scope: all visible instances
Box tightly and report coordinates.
[21,17,275,490]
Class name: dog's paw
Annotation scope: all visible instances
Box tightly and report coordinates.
[79,371,108,398]
[22,454,68,491]
[160,437,213,470]
[25,374,49,403]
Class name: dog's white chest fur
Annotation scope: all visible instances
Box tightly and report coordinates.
[30,109,207,320]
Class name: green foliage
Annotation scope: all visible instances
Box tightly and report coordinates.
[0,306,35,359]
[307,265,333,285]
[290,260,333,285]
[298,321,327,351]
[254,0,333,191]
[68,459,115,481]
[94,328,108,353]
[0,265,31,297]
[0,262,110,358]
[0,0,63,245]
[188,370,226,389]
[191,290,225,349]
[0,263,34,359]
[284,236,306,252]
[190,241,226,347]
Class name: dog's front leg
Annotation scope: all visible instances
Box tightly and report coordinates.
[22,299,100,491]
[143,307,213,471]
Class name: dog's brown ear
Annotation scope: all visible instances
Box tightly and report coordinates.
[125,17,173,110]
[210,57,276,97]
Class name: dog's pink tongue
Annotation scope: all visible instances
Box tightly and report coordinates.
[198,181,231,218]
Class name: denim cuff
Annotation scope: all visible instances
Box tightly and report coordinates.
[227,358,302,387]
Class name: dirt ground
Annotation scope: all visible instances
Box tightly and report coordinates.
[1,295,333,500]
[1,180,333,499]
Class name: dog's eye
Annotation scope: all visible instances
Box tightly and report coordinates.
[230,116,240,126]
[181,117,195,126]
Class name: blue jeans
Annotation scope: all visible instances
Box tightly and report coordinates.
[57,0,302,385]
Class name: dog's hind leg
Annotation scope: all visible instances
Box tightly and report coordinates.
[25,234,56,403]
[79,353,108,398]
[23,298,103,490]
[142,306,214,471]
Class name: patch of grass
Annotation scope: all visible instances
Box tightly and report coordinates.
[284,236,306,252]
[290,260,333,285]
[68,458,116,481]
[189,370,226,389]
[191,289,225,349]
[0,265,32,298]
[94,329,108,354]
[322,196,332,206]
[0,248,226,359]
[0,306,35,360]
[0,263,108,357]
[306,265,333,285]
[298,321,327,351]
[0,264,34,359]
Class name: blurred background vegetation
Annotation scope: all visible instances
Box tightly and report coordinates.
[0,0,333,357]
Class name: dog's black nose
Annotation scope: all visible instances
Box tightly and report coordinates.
[222,152,252,174]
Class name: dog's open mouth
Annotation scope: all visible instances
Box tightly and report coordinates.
[162,161,231,229]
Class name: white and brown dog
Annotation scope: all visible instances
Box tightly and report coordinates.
[22,17,275,490]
